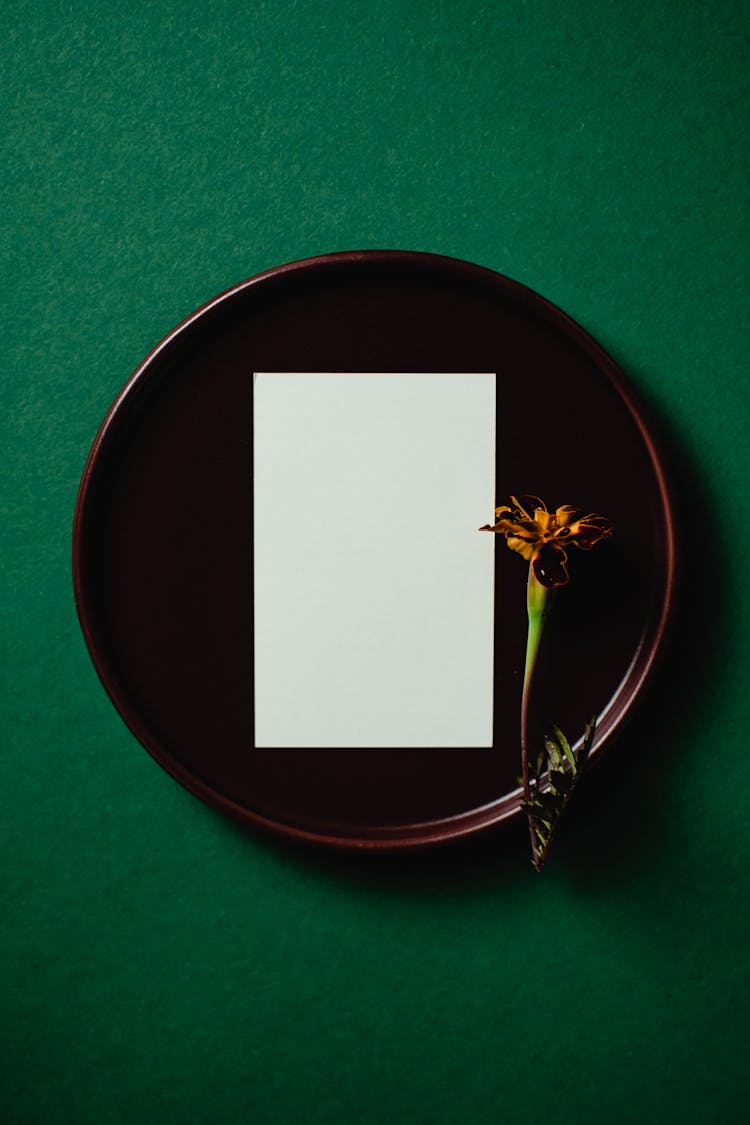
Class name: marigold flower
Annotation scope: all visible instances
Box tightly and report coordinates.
[480,494,612,588]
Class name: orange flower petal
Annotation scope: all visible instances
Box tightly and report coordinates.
[532,543,570,587]
[514,494,546,521]
[506,535,536,562]
[554,505,581,527]
[496,517,541,538]
[568,515,613,550]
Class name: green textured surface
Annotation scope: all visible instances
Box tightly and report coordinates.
[2,2,749,1122]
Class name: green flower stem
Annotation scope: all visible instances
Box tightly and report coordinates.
[520,569,553,855]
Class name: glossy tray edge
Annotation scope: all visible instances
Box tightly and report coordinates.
[72,250,678,850]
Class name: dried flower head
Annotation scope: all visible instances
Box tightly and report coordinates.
[480,494,612,588]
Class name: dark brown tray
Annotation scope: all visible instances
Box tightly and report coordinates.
[73,251,676,849]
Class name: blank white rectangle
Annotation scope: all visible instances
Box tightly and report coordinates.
[253,372,496,747]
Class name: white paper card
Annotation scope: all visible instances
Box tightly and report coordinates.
[253,372,496,747]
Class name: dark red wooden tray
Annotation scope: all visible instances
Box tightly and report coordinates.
[73,251,676,849]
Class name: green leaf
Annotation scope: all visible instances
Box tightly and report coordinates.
[536,791,562,816]
[521,800,547,820]
[549,769,571,794]
[544,735,563,772]
[533,824,549,847]
[552,724,577,772]
[524,804,552,831]
[577,717,597,768]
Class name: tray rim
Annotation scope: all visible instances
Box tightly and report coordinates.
[72,249,678,850]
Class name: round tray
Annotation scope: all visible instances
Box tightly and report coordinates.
[73,251,676,849]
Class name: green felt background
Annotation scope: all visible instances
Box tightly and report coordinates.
[3,2,749,1122]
